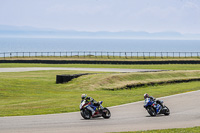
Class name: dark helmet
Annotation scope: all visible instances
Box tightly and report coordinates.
[81,94,87,99]
[144,93,149,99]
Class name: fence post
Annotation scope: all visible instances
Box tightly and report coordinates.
[143,52,145,59]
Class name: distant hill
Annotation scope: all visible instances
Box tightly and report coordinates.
[0,25,199,39]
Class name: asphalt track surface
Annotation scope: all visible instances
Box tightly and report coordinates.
[0,67,164,73]
[1,91,200,133]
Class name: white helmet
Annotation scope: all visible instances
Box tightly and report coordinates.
[81,94,87,99]
[144,93,149,99]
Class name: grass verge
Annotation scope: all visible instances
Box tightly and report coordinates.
[115,126,200,133]
[0,70,200,116]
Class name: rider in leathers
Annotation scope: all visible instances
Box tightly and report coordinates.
[144,93,164,107]
[81,94,104,116]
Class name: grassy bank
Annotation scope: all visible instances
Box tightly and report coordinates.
[115,126,200,133]
[0,70,200,116]
[1,63,200,70]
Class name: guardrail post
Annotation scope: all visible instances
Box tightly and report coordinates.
[107,52,109,58]
[143,52,145,59]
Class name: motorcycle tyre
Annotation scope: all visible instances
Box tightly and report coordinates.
[81,109,91,119]
[102,108,111,119]
[147,106,156,116]
[163,106,170,116]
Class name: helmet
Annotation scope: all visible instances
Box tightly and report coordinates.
[81,94,87,99]
[144,93,149,99]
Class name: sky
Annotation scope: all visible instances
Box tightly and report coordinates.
[0,0,200,33]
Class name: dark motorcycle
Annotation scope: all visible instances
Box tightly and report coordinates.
[80,100,111,119]
[144,98,170,116]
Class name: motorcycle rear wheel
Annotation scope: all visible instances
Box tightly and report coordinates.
[81,109,91,119]
[147,107,156,116]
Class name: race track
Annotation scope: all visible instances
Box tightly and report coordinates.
[1,91,200,133]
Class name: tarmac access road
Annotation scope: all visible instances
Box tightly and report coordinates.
[0,90,200,133]
[0,67,165,73]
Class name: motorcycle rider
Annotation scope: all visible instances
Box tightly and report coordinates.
[81,94,103,116]
[144,93,164,107]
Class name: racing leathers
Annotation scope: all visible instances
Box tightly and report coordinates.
[147,96,164,107]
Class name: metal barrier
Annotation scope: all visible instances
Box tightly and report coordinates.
[0,51,200,59]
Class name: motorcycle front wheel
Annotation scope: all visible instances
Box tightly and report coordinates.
[101,108,111,119]
[163,106,170,116]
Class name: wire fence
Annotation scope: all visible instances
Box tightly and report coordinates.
[0,51,200,59]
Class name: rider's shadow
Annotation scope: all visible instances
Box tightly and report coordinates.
[145,114,169,117]
[80,117,107,121]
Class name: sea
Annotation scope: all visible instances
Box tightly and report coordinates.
[0,38,200,53]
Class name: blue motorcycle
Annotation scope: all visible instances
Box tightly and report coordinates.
[144,98,170,116]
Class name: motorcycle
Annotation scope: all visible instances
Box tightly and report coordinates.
[144,98,170,116]
[80,100,111,119]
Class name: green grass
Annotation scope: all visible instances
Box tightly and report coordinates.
[1,63,200,70]
[115,126,200,133]
[0,70,200,116]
